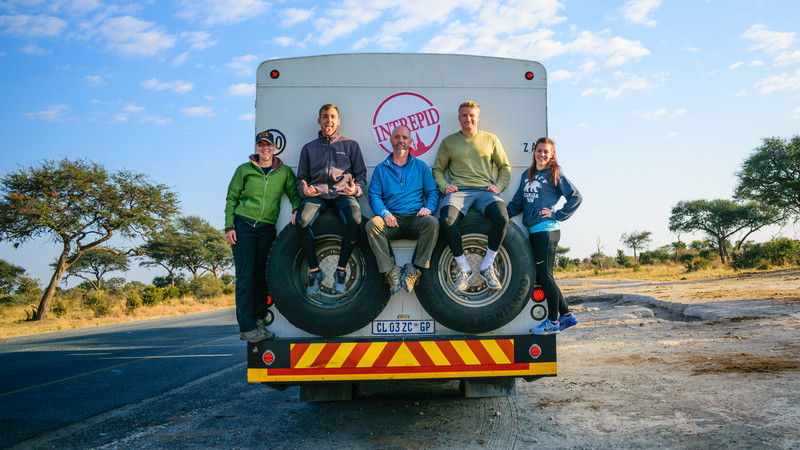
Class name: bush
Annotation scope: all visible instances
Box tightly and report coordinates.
[731,238,800,269]
[83,291,110,317]
[189,274,223,299]
[125,291,143,311]
[51,300,68,318]
[686,258,711,272]
[222,284,234,295]
[0,294,29,306]
[141,286,164,306]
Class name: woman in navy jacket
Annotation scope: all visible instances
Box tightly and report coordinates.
[507,137,582,335]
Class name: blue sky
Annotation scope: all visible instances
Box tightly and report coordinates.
[1,0,799,285]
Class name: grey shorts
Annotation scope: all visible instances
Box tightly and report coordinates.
[440,187,504,216]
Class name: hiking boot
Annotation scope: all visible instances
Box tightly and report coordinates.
[306,270,324,296]
[332,268,347,294]
[240,328,275,343]
[530,320,559,335]
[479,265,502,290]
[558,313,578,331]
[401,264,421,294]
[453,268,472,292]
[385,266,402,295]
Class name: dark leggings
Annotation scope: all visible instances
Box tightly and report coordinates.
[530,230,570,322]
[440,201,508,257]
[296,197,361,269]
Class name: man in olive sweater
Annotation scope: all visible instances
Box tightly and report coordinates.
[432,101,511,292]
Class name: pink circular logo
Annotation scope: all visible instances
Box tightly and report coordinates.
[372,92,441,157]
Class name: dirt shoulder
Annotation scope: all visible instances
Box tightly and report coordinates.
[16,269,800,449]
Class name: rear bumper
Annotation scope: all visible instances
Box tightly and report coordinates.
[247,334,556,383]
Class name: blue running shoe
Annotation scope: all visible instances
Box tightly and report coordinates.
[530,320,559,335]
[558,314,578,331]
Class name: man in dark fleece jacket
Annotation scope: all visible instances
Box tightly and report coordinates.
[292,104,367,296]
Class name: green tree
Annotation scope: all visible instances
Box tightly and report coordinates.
[620,230,652,263]
[139,216,231,280]
[60,248,129,291]
[0,158,178,320]
[669,199,779,263]
[0,259,25,295]
[735,135,800,220]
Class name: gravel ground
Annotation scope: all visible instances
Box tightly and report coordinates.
[15,270,800,449]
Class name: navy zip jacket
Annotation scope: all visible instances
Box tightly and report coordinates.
[507,168,582,228]
[296,130,367,199]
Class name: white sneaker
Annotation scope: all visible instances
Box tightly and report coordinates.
[453,269,472,291]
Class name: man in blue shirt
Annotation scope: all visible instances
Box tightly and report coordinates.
[366,125,440,294]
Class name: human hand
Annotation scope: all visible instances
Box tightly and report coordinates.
[301,180,319,197]
[342,178,358,196]
[445,185,458,195]
[384,214,398,227]
[486,185,500,194]
[417,207,432,216]
[225,229,237,245]
[291,210,297,225]
[540,207,552,219]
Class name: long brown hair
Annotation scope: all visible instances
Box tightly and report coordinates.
[527,137,560,186]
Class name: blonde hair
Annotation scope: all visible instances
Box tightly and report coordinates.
[458,101,480,112]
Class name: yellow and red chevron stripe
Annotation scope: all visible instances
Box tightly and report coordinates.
[248,338,557,383]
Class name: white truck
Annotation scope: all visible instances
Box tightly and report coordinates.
[247,53,555,401]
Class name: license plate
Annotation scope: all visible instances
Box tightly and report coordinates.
[372,320,435,335]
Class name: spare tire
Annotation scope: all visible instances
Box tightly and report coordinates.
[267,212,389,336]
[416,211,534,333]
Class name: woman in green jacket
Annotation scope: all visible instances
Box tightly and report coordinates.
[225,130,301,343]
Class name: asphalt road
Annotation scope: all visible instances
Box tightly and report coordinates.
[0,308,242,448]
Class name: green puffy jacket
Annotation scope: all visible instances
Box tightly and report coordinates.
[225,155,301,229]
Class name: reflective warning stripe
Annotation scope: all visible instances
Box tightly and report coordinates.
[291,339,514,369]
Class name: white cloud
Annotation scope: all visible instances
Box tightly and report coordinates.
[181,31,217,50]
[172,51,189,67]
[742,24,795,53]
[19,42,50,54]
[581,71,667,99]
[179,0,269,26]
[755,69,800,94]
[181,106,214,117]
[239,113,255,121]
[141,78,194,93]
[228,54,258,76]
[112,113,129,122]
[0,14,67,38]
[665,132,677,139]
[96,16,175,57]
[776,50,800,66]
[749,60,764,67]
[729,61,743,69]
[84,74,105,86]
[124,103,144,113]
[633,108,687,121]
[229,83,254,97]
[791,106,800,119]
[567,30,650,67]
[620,0,661,27]
[142,115,173,125]
[24,104,69,121]
[549,69,572,82]
[283,8,313,27]
[274,36,295,47]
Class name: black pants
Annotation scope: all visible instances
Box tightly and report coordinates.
[530,229,570,322]
[231,215,276,333]
[295,196,361,269]
[440,201,508,257]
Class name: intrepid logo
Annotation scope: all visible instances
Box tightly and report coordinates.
[372,92,441,157]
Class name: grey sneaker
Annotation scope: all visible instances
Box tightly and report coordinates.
[306,270,324,296]
[332,268,347,294]
[479,265,502,290]
[385,266,402,295]
[401,264,421,294]
[240,328,275,343]
[453,268,472,292]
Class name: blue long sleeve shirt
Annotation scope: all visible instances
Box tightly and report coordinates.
[368,155,440,218]
[507,168,582,228]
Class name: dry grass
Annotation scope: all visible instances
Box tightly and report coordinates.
[0,294,234,340]
[557,263,790,283]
